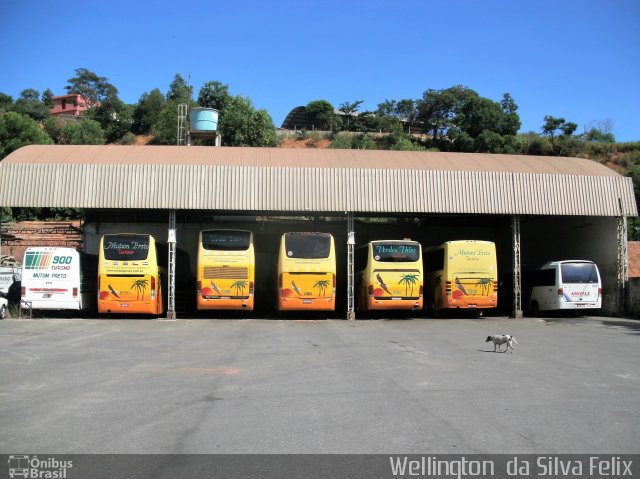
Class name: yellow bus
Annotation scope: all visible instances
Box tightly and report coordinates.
[197,229,255,311]
[424,240,498,315]
[277,232,336,311]
[356,239,423,311]
[98,234,165,315]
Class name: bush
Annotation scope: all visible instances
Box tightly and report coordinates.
[330,133,353,149]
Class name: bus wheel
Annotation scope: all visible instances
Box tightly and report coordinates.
[531,301,540,317]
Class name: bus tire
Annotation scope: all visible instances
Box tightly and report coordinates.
[531,301,540,317]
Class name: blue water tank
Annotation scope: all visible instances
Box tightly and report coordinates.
[189,107,219,132]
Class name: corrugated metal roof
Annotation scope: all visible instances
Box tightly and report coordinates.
[0,145,636,216]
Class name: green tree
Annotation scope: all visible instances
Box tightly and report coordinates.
[65,68,118,105]
[166,74,193,104]
[473,130,505,153]
[197,81,231,111]
[499,93,521,136]
[218,96,277,147]
[88,96,133,143]
[338,100,363,131]
[41,89,55,110]
[150,102,180,145]
[61,119,105,144]
[541,115,578,154]
[330,132,354,149]
[584,127,615,143]
[417,85,478,140]
[132,88,165,135]
[13,88,49,121]
[0,93,13,112]
[305,100,335,131]
[0,111,53,159]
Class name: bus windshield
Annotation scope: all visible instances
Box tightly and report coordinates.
[285,233,331,259]
[561,263,599,283]
[373,242,420,262]
[202,231,251,251]
[102,235,150,261]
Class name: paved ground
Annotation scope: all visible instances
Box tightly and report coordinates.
[0,315,639,454]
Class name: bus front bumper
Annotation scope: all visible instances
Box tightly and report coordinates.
[367,297,423,310]
[197,296,254,310]
[279,297,335,311]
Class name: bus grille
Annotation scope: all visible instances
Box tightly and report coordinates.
[203,266,248,279]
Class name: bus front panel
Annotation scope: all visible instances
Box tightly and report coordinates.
[98,234,163,316]
[197,230,255,311]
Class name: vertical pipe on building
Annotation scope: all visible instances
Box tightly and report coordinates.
[511,215,523,318]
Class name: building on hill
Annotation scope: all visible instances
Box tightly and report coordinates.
[50,94,93,117]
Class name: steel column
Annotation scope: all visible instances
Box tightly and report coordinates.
[346,212,355,320]
[167,210,177,320]
[617,211,628,315]
[511,215,523,318]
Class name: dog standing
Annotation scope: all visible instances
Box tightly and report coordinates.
[486,334,518,353]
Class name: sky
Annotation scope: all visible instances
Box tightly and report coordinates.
[1,0,639,141]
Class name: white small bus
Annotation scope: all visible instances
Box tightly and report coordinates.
[21,247,97,312]
[525,260,602,315]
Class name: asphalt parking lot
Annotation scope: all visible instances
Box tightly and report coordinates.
[0,315,639,454]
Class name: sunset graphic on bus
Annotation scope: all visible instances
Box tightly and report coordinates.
[24,252,54,269]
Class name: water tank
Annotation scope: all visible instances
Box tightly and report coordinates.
[189,107,219,132]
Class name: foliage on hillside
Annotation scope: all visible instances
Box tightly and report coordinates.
[0,68,639,236]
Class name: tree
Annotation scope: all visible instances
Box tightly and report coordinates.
[0,93,12,112]
[41,89,55,110]
[166,74,193,104]
[499,93,521,136]
[13,88,49,121]
[542,115,577,145]
[132,88,165,135]
[0,111,53,159]
[338,100,363,131]
[218,96,277,147]
[416,85,478,140]
[305,100,335,130]
[88,96,133,143]
[197,81,232,111]
[541,115,578,155]
[65,68,118,105]
[61,119,105,144]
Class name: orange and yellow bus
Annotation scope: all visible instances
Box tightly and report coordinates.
[424,240,498,315]
[98,234,165,315]
[197,229,255,311]
[356,239,423,311]
[277,232,336,311]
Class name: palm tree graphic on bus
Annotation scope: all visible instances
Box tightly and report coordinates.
[131,279,149,300]
[475,278,493,296]
[314,279,331,297]
[231,280,248,296]
[399,273,420,296]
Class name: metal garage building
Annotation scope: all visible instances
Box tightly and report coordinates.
[0,144,636,318]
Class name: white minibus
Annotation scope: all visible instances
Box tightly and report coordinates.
[525,260,602,315]
[21,247,97,312]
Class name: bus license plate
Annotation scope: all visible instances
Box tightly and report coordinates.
[120,303,129,308]
[468,304,477,309]
[303,299,312,304]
